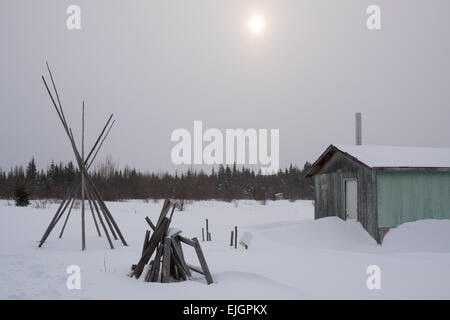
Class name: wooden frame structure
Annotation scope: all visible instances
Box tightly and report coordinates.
[131,199,213,284]
[38,63,127,250]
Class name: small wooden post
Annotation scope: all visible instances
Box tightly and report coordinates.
[230,230,234,246]
[234,226,237,249]
[202,227,204,242]
[208,232,211,241]
[205,219,209,241]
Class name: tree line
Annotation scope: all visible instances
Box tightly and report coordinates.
[0,157,314,201]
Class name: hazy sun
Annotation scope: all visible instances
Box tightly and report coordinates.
[249,15,264,34]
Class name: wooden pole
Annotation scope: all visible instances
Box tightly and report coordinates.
[170,252,187,281]
[174,236,185,260]
[234,226,237,249]
[81,101,86,251]
[87,192,101,236]
[171,239,191,278]
[38,190,74,247]
[84,114,113,165]
[206,219,209,241]
[230,230,234,246]
[168,204,176,224]
[161,238,172,283]
[86,187,114,249]
[192,237,213,284]
[202,227,204,242]
[38,188,72,246]
[97,199,118,240]
[177,235,197,247]
[156,199,171,228]
[142,230,150,256]
[147,242,163,282]
[52,197,74,228]
[85,183,114,241]
[145,216,156,231]
[170,259,179,280]
[87,120,115,169]
[59,198,75,238]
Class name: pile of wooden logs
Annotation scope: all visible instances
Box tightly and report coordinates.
[130,199,213,285]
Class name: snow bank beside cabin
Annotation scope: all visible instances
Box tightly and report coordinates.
[382,219,450,253]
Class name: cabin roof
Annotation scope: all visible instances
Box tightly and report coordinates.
[305,144,450,177]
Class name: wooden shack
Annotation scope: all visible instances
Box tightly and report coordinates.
[305,144,450,243]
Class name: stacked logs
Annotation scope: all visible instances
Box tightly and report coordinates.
[130,199,213,285]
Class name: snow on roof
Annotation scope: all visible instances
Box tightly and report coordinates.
[334,144,450,168]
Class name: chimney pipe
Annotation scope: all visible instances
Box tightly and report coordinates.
[355,112,362,145]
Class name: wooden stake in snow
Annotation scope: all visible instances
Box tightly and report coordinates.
[202,227,204,242]
[234,226,238,249]
[230,230,234,246]
[206,219,209,241]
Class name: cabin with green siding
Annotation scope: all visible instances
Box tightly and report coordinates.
[306,144,450,243]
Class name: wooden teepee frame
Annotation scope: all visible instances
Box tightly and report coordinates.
[38,63,127,250]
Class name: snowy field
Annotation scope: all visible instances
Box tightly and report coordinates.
[1,199,450,299]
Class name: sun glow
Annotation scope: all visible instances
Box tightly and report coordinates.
[249,15,264,34]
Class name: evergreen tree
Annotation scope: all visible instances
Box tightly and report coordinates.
[0,156,314,201]
[13,184,30,207]
[26,157,38,184]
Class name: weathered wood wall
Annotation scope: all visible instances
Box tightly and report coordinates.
[313,151,380,243]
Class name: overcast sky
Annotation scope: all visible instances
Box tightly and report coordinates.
[1,0,450,173]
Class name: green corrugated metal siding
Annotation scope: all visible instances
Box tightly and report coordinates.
[377,171,450,227]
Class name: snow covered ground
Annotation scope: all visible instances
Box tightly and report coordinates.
[1,199,450,299]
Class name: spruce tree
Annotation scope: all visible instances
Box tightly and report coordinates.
[26,157,37,184]
[13,184,30,207]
